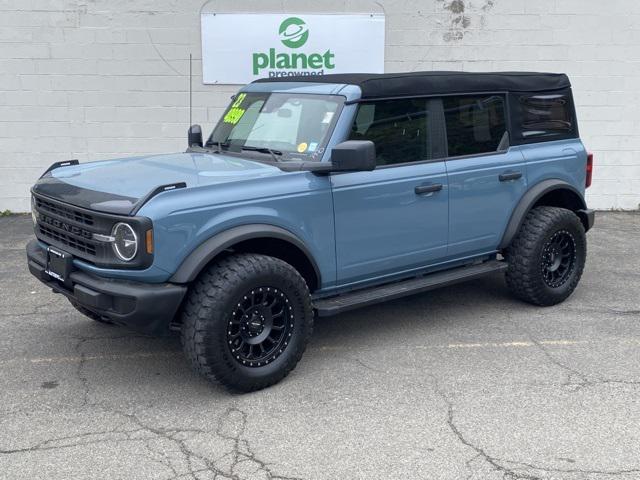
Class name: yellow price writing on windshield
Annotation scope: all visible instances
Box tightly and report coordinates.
[223,93,247,125]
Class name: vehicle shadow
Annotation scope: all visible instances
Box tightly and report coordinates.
[311,272,517,345]
[43,272,519,395]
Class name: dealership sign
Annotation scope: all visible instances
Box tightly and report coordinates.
[201,13,385,84]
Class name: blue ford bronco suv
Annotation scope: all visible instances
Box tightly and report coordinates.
[27,72,595,391]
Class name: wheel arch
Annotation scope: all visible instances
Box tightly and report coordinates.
[499,179,589,250]
[169,224,321,291]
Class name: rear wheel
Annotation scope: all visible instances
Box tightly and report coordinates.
[505,206,586,306]
[181,253,313,392]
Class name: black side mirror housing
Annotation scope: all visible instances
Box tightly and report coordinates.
[188,124,203,148]
[330,140,376,172]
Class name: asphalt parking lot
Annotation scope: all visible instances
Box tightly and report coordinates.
[1,212,639,480]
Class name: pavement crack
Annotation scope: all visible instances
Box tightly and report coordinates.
[73,336,91,407]
[525,332,592,390]
[429,375,542,480]
[214,407,305,480]
[96,406,305,480]
[503,458,640,477]
[0,427,151,455]
[609,309,640,316]
[353,357,388,374]
[524,330,640,391]
[561,305,640,317]
[108,410,217,479]
[429,373,640,479]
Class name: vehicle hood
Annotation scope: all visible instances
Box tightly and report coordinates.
[32,152,285,215]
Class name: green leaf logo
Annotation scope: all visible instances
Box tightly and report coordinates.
[279,17,309,49]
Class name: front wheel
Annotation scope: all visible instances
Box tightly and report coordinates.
[505,206,587,306]
[180,253,314,392]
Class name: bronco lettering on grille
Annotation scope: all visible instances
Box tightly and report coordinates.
[39,214,94,240]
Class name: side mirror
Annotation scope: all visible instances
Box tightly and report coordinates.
[188,124,203,148]
[330,140,376,172]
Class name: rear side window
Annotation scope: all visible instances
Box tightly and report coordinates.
[517,92,574,140]
[349,98,431,166]
[443,95,507,157]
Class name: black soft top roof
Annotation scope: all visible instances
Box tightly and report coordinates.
[254,71,571,99]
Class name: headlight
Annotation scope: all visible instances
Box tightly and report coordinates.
[31,196,37,225]
[111,222,138,261]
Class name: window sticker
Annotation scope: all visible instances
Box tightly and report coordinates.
[297,142,308,153]
[321,111,334,124]
[223,93,247,125]
[308,142,318,152]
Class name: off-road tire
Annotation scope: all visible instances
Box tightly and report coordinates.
[69,301,114,325]
[181,253,313,392]
[505,206,586,306]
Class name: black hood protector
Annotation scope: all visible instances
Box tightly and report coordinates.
[33,174,138,215]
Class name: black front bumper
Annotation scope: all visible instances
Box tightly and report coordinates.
[26,239,187,335]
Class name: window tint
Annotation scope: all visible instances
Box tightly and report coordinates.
[443,95,507,157]
[519,94,573,139]
[349,99,430,166]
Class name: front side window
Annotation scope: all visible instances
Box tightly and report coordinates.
[443,95,507,157]
[209,92,343,160]
[349,98,431,166]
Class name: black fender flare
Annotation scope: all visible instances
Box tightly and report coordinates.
[169,224,321,284]
[499,179,588,250]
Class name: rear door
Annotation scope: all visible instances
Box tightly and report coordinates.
[442,94,528,257]
[331,98,449,286]
[514,90,586,190]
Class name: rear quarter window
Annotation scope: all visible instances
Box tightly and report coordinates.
[511,89,578,143]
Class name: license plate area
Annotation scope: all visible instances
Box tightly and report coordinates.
[45,247,73,284]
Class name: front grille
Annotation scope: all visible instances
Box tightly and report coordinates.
[36,197,94,226]
[38,224,97,256]
[31,192,152,270]
[33,194,105,263]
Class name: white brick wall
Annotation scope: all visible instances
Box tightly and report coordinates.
[1,0,639,211]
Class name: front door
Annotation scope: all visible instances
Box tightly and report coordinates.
[331,98,449,286]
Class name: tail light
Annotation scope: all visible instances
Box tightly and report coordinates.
[585,152,593,188]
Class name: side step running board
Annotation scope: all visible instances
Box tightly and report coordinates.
[314,260,507,317]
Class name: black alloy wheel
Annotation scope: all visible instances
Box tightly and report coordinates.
[540,230,577,288]
[227,287,294,367]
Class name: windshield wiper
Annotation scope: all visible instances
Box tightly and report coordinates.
[204,141,230,153]
[240,145,283,163]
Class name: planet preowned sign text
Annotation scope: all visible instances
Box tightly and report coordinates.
[201,13,385,84]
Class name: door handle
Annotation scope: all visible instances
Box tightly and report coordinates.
[414,183,443,195]
[499,171,522,182]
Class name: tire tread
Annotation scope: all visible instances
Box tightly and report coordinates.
[181,253,313,392]
[505,206,586,306]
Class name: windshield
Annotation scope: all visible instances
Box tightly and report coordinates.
[208,92,343,160]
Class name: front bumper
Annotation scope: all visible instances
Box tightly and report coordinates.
[26,239,187,335]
